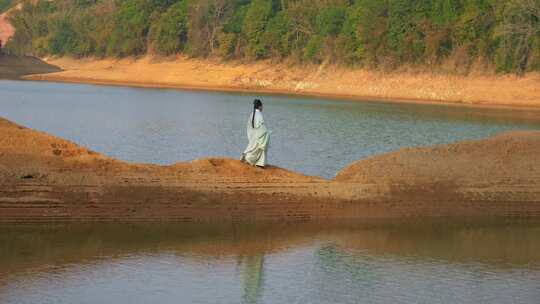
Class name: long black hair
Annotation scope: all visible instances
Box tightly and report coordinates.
[252,99,262,128]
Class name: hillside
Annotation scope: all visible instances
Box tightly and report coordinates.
[4,0,540,74]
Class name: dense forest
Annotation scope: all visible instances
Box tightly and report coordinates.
[4,0,540,73]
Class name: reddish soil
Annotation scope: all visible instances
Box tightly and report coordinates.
[1,117,539,223]
[0,11,14,47]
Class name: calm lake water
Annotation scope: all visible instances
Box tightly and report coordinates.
[1,80,540,178]
[2,80,540,303]
[1,221,540,304]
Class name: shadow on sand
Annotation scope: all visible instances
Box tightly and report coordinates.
[0,54,61,79]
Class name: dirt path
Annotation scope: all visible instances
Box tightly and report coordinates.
[1,117,539,223]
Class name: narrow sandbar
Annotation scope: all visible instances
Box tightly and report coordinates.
[1,117,539,223]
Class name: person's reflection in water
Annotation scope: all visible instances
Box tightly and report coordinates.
[241,254,265,304]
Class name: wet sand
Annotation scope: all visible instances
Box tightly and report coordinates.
[1,117,539,223]
[25,56,540,110]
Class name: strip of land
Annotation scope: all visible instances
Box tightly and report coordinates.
[1,117,539,223]
[0,54,61,78]
[23,56,540,109]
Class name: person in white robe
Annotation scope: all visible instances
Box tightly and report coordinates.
[241,99,269,168]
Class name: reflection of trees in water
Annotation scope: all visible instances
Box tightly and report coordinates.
[240,254,264,304]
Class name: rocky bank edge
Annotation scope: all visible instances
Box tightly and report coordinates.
[1,117,539,223]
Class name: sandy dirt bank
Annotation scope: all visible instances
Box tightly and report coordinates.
[1,117,539,223]
[24,56,540,109]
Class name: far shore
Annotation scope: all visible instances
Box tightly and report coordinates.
[20,56,540,111]
[25,72,540,113]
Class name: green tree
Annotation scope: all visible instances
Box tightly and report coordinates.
[316,6,346,37]
[149,0,188,55]
[219,3,249,57]
[303,34,323,62]
[107,0,172,56]
[335,3,363,64]
[494,0,540,73]
[4,0,539,74]
[263,11,291,57]
[47,17,77,55]
[242,0,273,59]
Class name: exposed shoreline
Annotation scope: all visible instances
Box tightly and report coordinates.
[1,117,539,223]
[22,56,540,111]
[25,73,540,113]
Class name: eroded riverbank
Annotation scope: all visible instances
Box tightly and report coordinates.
[1,117,539,223]
[24,56,540,109]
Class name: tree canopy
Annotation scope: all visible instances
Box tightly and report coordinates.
[5,0,540,73]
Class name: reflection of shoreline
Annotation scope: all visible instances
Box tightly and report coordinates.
[2,224,539,304]
[1,221,540,281]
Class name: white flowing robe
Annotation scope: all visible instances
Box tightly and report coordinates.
[242,109,269,167]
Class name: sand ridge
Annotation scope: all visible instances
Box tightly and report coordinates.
[1,117,540,222]
[337,131,540,183]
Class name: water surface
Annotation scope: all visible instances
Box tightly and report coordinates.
[1,221,539,304]
[2,81,540,302]
[1,80,539,178]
